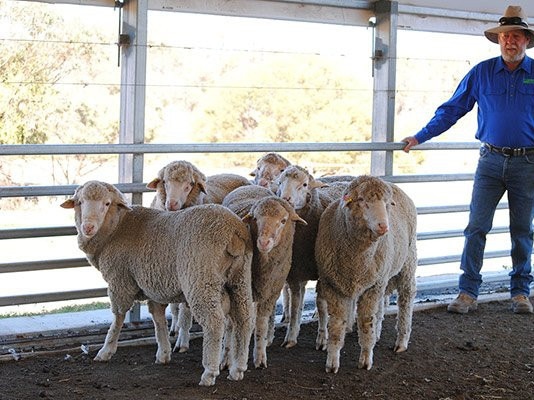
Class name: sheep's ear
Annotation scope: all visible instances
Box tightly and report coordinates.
[311,179,328,190]
[342,194,353,207]
[118,201,133,210]
[197,181,207,194]
[116,193,133,210]
[146,178,160,190]
[60,198,76,209]
[291,213,307,226]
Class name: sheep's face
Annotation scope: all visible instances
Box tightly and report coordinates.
[276,166,325,210]
[246,197,306,253]
[251,155,290,188]
[147,161,206,211]
[61,181,131,239]
[163,177,195,211]
[343,178,394,238]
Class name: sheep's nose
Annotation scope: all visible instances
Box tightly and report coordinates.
[82,222,96,237]
[258,178,270,188]
[257,237,274,253]
[166,200,180,211]
[376,223,389,235]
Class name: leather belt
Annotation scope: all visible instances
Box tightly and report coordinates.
[483,143,534,156]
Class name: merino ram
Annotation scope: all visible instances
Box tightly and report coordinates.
[222,185,307,368]
[315,175,417,373]
[61,180,254,386]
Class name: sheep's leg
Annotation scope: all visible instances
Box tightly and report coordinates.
[356,286,384,370]
[94,311,126,361]
[280,283,290,324]
[219,293,232,371]
[173,302,192,353]
[315,282,328,351]
[346,297,357,333]
[323,286,350,373]
[168,303,179,336]
[394,266,416,353]
[267,306,276,346]
[374,294,387,343]
[189,295,226,386]
[148,300,172,364]
[254,312,270,369]
[226,280,254,381]
[254,294,279,368]
[282,280,306,348]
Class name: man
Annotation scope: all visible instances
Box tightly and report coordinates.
[402,5,534,314]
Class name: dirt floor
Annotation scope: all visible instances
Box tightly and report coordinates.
[1,298,533,400]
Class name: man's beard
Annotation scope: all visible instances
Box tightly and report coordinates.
[502,48,526,63]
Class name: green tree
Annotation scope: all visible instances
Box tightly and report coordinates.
[0,1,120,184]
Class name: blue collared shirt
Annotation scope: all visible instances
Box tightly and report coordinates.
[414,56,534,147]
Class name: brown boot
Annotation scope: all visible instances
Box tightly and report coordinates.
[447,293,478,314]
[511,295,533,314]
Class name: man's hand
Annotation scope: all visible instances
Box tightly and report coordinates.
[401,136,419,153]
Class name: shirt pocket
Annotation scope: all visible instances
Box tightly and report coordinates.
[517,83,534,113]
[481,87,506,112]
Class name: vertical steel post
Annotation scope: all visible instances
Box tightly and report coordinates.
[370,0,398,177]
[118,0,148,322]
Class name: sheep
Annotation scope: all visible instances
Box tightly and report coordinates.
[315,175,417,373]
[147,160,251,211]
[222,185,307,368]
[61,180,254,386]
[206,173,252,204]
[250,152,292,190]
[274,165,345,349]
[146,160,251,352]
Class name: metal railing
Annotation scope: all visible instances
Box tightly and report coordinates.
[0,141,511,311]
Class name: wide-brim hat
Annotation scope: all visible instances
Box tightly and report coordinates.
[484,5,534,49]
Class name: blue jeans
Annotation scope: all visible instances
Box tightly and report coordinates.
[459,146,534,298]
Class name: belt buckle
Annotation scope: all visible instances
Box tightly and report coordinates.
[501,146,512,156]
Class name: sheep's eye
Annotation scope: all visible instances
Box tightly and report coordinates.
[281,218,287,225]
[279,168,285,173]
[105,201,111,207]
[357,197,365,202]
[303,183,308,188]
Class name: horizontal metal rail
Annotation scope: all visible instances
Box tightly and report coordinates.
[418,250,511,266]
[0,226,77,240]
[0,258,89,273]
[0,288,107,307]
[0,141,481,156]
[1,175,478,198]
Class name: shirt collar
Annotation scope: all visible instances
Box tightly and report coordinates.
[496,55,532,73]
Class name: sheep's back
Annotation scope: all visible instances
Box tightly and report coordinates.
[206,173,251,204]
[97,205,251,303]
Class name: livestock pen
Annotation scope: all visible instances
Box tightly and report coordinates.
[1,2,532,397]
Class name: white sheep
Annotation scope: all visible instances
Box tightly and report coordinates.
[222,185,307,368]
[250,152,292,190]
[147,160,251,210]
[146,160,250,352]
[274,165,344,349]
[61,180,254,386]
[315,175,417,372]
